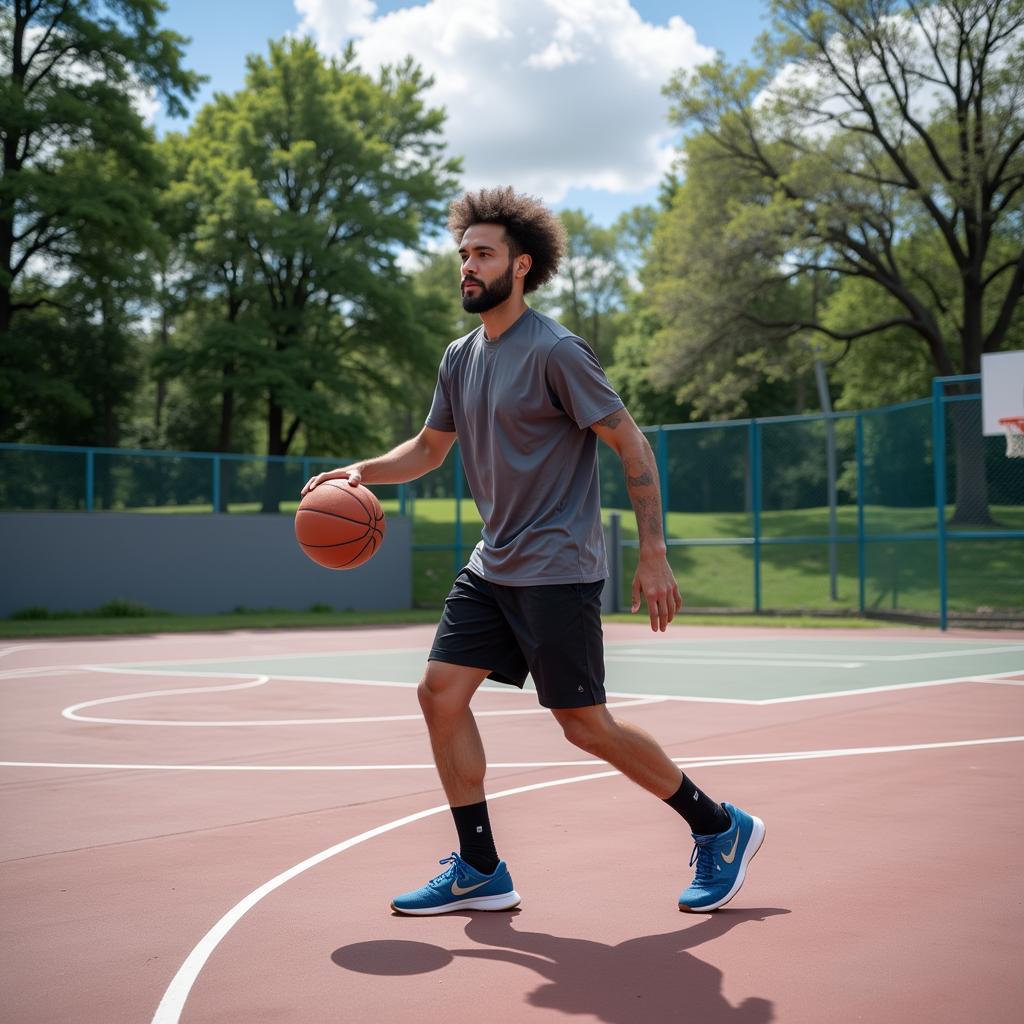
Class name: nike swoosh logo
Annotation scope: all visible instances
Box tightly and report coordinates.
[721,834,740,865]
[451,879,490,896]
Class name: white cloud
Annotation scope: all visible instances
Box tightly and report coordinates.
[293,0,713,202]
[754,10,966,142]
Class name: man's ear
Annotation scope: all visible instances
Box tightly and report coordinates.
[516,253,533,279]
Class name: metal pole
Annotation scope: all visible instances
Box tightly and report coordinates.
[750,421,762,613]
[608,512,622,614]
[85,449,94,512]
[453,442,463,574]
[212,455,221,514]
[855,413,866,614]
[656,428,669,528]
[814,359,839,601]
[932,378,949,630]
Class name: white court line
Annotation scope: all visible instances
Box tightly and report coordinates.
[6,735,1024,774]
[7,660,1022,717]
[605,667,1024,705]
[605,655,863,668]
[612,644,1024,662]
[0,665,98,681]
[61,667,661,725]
[81,664,422,689]
[149,732,1024,1024]
[108,645,430,669]
[63,676,270,724]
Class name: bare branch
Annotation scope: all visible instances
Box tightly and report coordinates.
[984,253,1024,352]
[741,312,917,341]
[982,257,1020,289]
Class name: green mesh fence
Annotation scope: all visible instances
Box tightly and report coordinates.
[2,375,1021,625]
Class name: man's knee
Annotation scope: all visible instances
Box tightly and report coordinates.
[554,706,614,755]
[417,663,485,721]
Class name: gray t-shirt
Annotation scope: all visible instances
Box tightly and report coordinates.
[425,307,624,585]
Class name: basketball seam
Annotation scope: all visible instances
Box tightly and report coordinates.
[295,508,374,528]
[325,482,378,523]
[330,533,375,568]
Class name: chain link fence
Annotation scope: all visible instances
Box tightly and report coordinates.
[2,375,1021,626]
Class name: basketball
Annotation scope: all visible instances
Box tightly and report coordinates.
[294,481,386,570]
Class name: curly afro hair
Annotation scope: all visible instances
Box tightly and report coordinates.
[448,186,567,294]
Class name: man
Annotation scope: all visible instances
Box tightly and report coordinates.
[302,187,764,915]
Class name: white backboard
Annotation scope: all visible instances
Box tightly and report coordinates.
[981,350,1024,435]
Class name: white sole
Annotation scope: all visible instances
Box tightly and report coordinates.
[391,890,522,915]
[679,816,766,914]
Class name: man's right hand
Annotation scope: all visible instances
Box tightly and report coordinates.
[301,464,364,497]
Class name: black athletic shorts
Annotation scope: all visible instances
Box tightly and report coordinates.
[429,568,606,709]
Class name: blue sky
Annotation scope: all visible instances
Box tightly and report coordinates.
[158,1,770,223]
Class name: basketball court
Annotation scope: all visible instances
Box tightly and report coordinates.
[2,622,1023,1023]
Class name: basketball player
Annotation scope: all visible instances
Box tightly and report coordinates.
[302,187,764,914]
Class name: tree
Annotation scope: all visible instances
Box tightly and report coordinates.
[0,0,200,333]
[163,39,459,511]
[0,0,199,445]
[630,132,820,421]
[535,206,657,364]
[659,0,1024,522]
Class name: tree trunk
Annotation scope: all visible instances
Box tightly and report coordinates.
[216,363,234,513]
[261,394,285,514]
[0,281,11,335]
[155,284,169,429]
[947,398,993,527]
[949,278,991,526]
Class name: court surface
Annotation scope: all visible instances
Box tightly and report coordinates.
[2,622,1023,1023]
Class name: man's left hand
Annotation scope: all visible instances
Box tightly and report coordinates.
[631,552,683,632]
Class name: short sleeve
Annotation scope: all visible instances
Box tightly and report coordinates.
[424,347,456,432]
[544,337,625,429]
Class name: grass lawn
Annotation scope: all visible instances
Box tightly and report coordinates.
[0,607,901,639]
[5,499,1019,635]
[395,499,1022,615]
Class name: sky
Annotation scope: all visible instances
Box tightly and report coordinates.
[156,0,771,224]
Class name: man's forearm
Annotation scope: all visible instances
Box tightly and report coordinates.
[358,435,443,485]
[620,436,667,555]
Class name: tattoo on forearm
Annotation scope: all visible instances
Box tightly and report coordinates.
[596,411,623,429]
[625,453,665,544]
[632,493,664,541]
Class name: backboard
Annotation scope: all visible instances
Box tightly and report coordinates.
[981,350,1024,436]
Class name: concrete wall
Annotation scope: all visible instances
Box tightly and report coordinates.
[0,512,412,616]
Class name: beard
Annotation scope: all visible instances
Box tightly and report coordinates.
[461,259,514,313]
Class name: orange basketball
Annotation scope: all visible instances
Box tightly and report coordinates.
[294,481,386,570]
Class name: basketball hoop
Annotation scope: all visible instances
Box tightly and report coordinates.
[999,417,1024,458]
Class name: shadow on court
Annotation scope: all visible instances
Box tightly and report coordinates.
[332,907,789,1022]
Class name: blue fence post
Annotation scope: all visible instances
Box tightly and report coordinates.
[656,427,669,529]
[211,455,221,514]
[398,483,407,517]
[453,442,464,574]
[855,413,866,615]
[85,448,95,512]
[749,420,762,613]
[931,379,949,630]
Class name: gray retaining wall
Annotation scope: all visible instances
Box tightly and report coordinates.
[0,512,412,616]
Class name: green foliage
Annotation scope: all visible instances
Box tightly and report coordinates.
[160,38,460,493]
[642,0,1024,426]
[0,0,201,442]
[628,133,818,419]
[9,598,160,619]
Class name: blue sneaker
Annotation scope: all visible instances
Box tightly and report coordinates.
[678,802,765,913]
[390,853,521,915]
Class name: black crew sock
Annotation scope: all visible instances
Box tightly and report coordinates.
[451,800,500,875]
[664,773,731,835]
